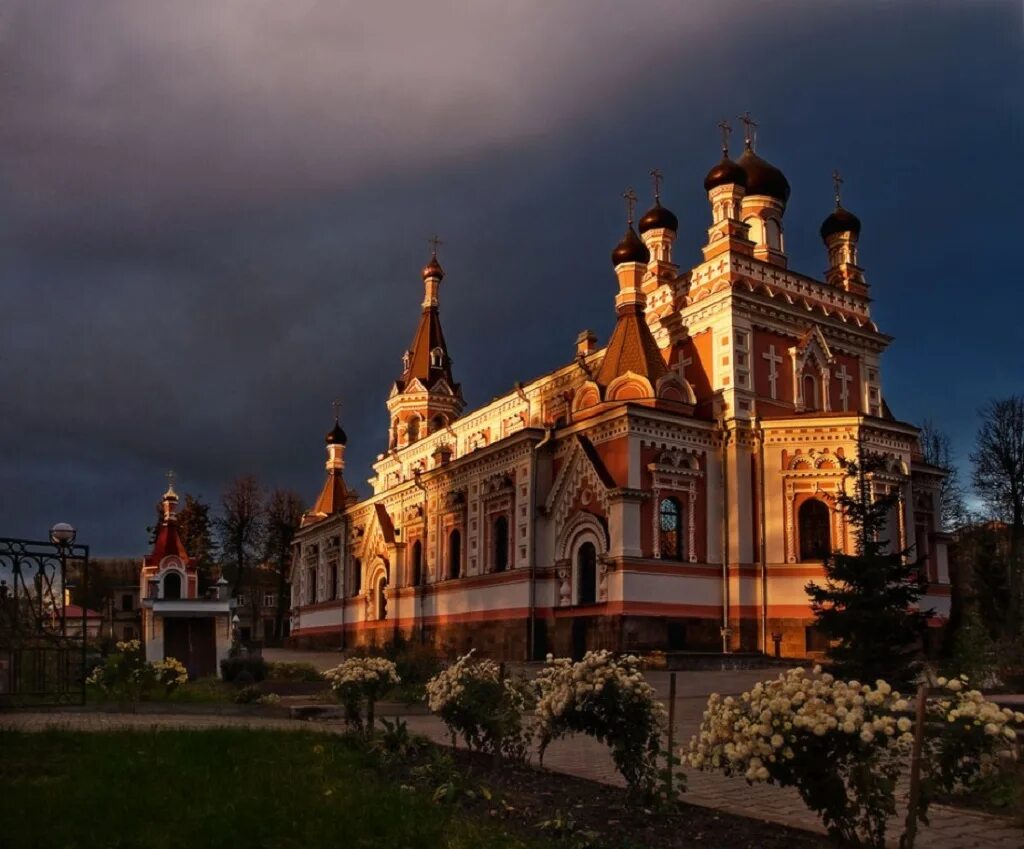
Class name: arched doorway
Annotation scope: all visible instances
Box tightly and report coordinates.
[163,571,181,600]
[577,542,597,605]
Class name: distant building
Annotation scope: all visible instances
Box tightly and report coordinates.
[289,126,950,660]
[81,558,142,642]
[140,482,235,677]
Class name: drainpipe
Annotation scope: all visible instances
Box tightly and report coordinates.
[528,425,555,661]
[756,417,768,655]
[413,469,428,645]
[719,415,731,653]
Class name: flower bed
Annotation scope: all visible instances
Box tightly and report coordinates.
[323,656,400,732]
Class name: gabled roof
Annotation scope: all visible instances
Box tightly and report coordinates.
[594,306,668,388]
[312,471,349,518]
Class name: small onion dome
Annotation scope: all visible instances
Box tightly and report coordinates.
[326,419,348,446]
[422,255,444,281]
[611,226,651,266]
[820,206,862,240]
[737,148,791,203]
[638,202,678,234]
[703,156,747,192]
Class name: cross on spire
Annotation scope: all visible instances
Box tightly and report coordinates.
[649,169,663,204]
[166,470,175,489]
[718,119,732,156]
[623,187,638,226]
[832,169,844,208]
[332,398,342,420]
[738,111,757,149]
[428,235,442,258]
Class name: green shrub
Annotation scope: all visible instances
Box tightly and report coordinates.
[233,685,262,704]
[220,656,268,683]
[267,661,323,682]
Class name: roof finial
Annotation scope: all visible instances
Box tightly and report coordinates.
[428,234,442,259]
[623,187,638,226]
[649,169,663,204]
[717,120,732,157]
[165,469,176,497]
[332,398,342,422]
[738,111,757,150]
[832,169,844,208]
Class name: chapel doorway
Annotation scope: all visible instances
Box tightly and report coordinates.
[163,618,216,679]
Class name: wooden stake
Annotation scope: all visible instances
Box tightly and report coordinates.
[900,683,928,849]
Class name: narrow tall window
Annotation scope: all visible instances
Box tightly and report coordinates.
[449,529,462,580]
[407,417,420,443]
[577,542,597,605]
[411,540,423,587]
[377,576,388,620]
[659,497,684,561]
[329,563,338,601]
[306,568,316,604]
[803,373,819,411]
[493,515,509,572]
[351,558,361,596]
[798,499,831,561]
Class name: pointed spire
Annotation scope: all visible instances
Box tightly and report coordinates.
[162,470,179,522]
[397,245,458,392]
[150,474,187,560]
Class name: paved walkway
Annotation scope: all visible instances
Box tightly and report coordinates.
[3,708,1019,849]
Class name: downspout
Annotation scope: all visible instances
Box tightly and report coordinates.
[528,425,555,661]
[719,415,731,653]
[413,469,428,645]
[756,417,768,655]
[339,526,346,651]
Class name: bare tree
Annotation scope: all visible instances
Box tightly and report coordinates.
[264,489,305,642]
[918,418,967,530]
[970,396,1024,630]
[216,476,266,597]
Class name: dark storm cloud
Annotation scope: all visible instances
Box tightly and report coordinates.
[1,1,1021,552]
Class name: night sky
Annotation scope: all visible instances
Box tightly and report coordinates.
[1,1,1021,555]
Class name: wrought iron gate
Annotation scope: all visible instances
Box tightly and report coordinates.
[0,535,89,707]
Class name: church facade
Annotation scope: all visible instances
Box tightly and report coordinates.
[288,125,951,660]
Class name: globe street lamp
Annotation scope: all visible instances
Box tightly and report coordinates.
[50,522,76,548]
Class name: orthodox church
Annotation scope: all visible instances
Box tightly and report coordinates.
[288,121,951,660]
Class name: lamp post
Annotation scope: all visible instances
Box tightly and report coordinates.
[49,523,77,629]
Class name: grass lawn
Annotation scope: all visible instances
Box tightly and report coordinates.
[0,729,545,849]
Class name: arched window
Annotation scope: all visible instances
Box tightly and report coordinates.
[803,373,819,411]
[163,572,181,600]
[448,529,462,580]
[377,576,388,620]
[306,569,316,604]
[431,414,446,434]
[659,497,684,561]
[765,217,783,251]
[430,347,444,368]
[411,540,422,587]
[493,515,509,572]
[407,417,420,443]
[799,499,832,561]
[351,558,361,596]
[577,542,597,605]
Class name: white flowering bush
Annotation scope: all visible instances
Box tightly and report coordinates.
[535,651,667,798]
[87,640,188,703]
[687,667,1024,848]
[323,656,400,732]
[425,651,533,760]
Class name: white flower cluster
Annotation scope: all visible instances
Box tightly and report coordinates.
[424,650,502,714]
[115,639,142,654]
[323,656,400,695]
[153,657,188,686]
[688,667,1023,784]
[535,650,665,725]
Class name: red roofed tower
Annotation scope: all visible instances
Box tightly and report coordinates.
[141,476,197,601]
[302,414,358,527]
[386,244,465,450]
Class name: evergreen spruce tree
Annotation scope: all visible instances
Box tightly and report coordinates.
[805,452,932,689]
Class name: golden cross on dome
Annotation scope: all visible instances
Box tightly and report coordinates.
[718,120,732,156]
[428,235,443,258]
[832,169,844,207]
[332,398,342,420]
[738,111,757,149]
[623,187,638,225]
[166,470,175,488]
[649,169,663,204]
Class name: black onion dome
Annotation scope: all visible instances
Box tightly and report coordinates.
[326,420,348,446]
[820,206,862,240]
[737,148,791,203]
[611,226,651,266]
[638,202,678,234]
[422,255,444,280]
[703,156,747,192]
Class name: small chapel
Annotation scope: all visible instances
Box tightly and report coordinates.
[288,120,951,660]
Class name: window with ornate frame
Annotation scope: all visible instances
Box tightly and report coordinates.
[659,497,684,561]
[798,499,831,561]
[448,529,462,579]
[493,515,509,572]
